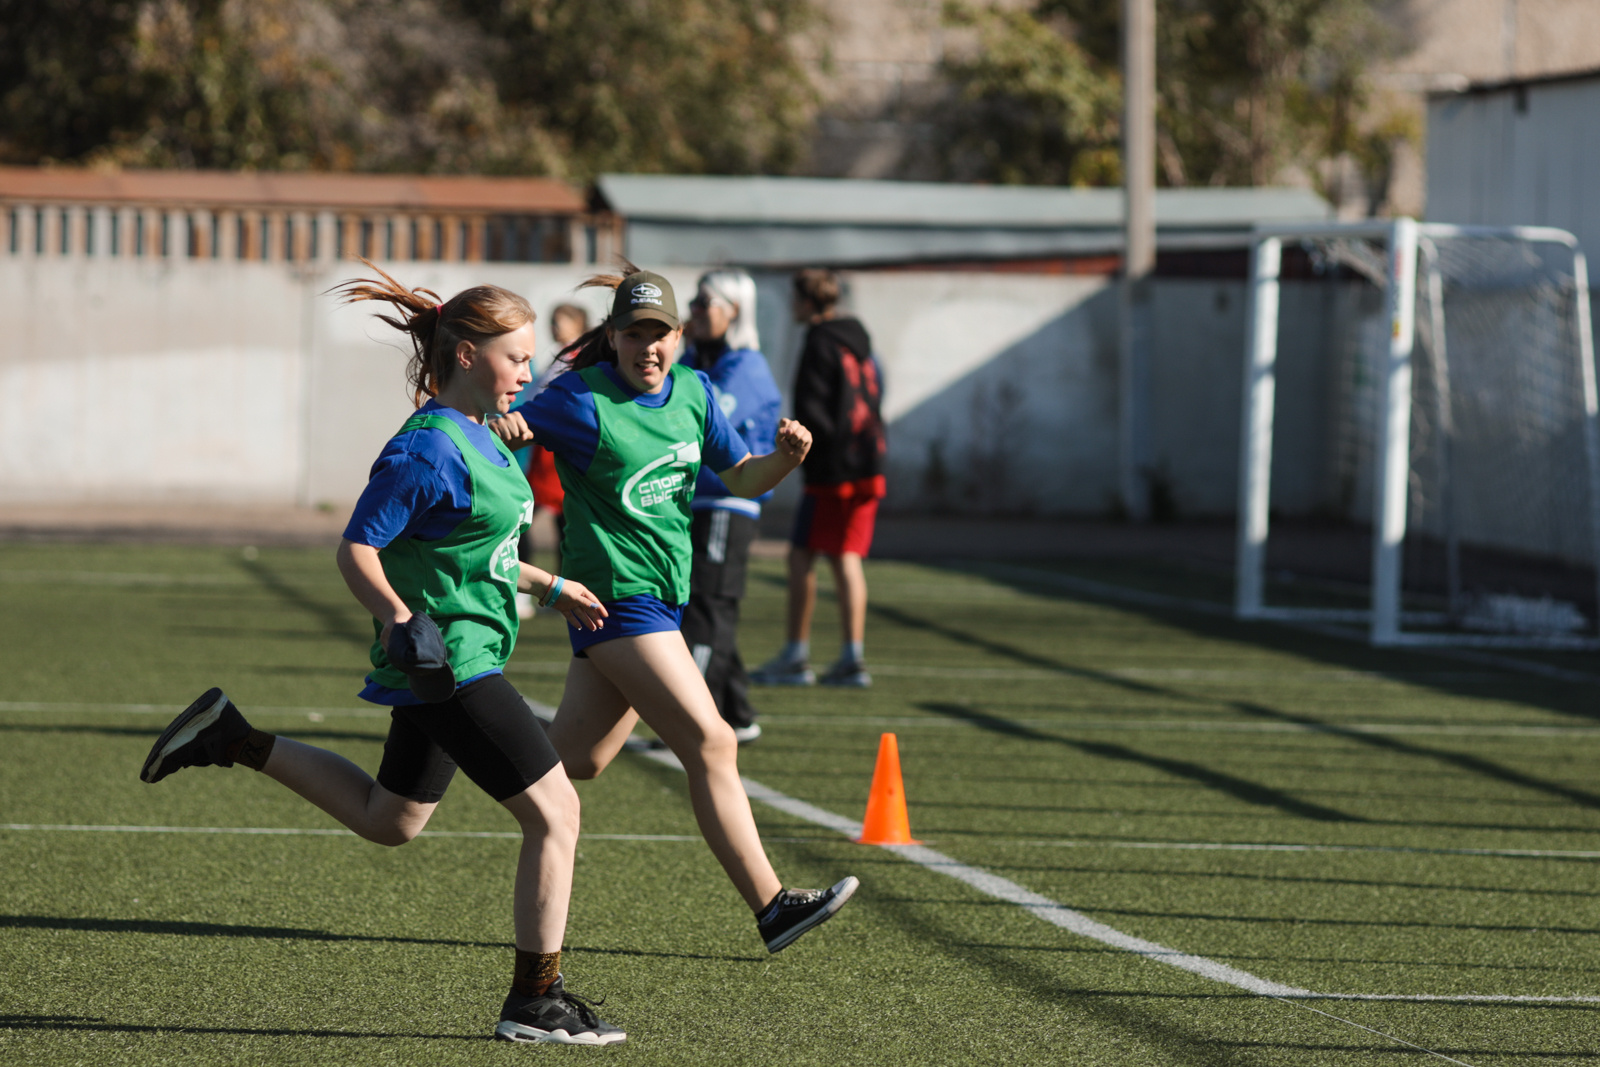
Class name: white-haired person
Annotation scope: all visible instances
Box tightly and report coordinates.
[489,265,857,954]
[677,269,783,744]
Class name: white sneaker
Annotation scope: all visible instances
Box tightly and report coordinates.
[515,592,535,619]
[751,656,815,686]
[731,723,762,745]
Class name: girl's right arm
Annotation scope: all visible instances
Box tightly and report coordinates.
[336,539,413,649]
[489,411,537,449]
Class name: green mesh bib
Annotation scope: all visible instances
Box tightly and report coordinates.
[557,364,707,604]
[367,413,534,693]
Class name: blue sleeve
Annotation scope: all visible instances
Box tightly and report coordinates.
[695,370,750,472]
[517,377,601,474]
[342,429,473,547]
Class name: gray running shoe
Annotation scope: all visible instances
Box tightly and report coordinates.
[819,659,871,688]
[750,656,815,686]
[495,977,625,1045]
[757,876,860,953]
[140,688,251,784]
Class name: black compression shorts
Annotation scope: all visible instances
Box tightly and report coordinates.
[375,673,561,803]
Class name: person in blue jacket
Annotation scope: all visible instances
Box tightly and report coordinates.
[678,269,782,743]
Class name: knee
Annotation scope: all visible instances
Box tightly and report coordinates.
[524,778,581,843]
[681,720,739,771]
[367,823,423,847]
[561,754,603,781]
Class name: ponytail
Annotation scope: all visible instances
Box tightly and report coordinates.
[558,259,643,372]
[332,258,536,407]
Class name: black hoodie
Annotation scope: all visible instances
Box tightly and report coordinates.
[792,316,886,488]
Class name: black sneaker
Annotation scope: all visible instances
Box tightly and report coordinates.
[495,976,625,1045]
[757,876,860,953]
[139,688,251,784]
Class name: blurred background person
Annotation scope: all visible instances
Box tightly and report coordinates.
[515,303,588,618]
[679,270,782,743]
[753,269,885,688]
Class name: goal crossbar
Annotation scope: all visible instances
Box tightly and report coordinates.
[1234,218,1600,648]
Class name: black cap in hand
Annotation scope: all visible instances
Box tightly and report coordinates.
[387,613,457,704]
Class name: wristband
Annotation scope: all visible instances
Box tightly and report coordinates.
[539,575,565,608]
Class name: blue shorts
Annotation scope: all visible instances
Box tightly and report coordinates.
[569,594,686,657]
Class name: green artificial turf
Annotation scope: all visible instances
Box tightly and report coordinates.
[3,542,1599,1064]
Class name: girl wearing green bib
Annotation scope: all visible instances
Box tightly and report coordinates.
[139,267,625,1045]
[492,267,859,953]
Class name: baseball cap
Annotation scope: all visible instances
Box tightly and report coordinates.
[609,270,679,330]
[387,612,457,704]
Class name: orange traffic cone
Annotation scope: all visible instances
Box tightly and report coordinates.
[855,732,920,845]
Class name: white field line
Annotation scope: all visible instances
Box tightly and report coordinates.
[7,700,1597,741]
[1013,838,1600,860]
[637,746,1600,1007]
[0,570,251,586]
[0,823,700,842]
[971,562,1600,687]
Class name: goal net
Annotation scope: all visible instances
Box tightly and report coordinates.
[1234,219,1600,647]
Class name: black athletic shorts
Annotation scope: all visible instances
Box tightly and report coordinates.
[375,673,561,804]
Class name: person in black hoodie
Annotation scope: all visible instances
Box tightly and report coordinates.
[752,269,885,688]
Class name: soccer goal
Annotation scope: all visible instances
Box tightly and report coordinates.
[1234,218,1600,647]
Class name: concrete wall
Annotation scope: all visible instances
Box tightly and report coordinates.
[0,255,1337,519]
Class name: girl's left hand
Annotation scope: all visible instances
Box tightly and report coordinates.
[775,418,812,462]
[553,578,608,631]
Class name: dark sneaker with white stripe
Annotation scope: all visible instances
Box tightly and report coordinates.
[139,688,251,784]
[757,876,860,953]
[495,976,625,1045]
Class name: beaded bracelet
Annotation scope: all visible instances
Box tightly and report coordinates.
[539,575,565,608]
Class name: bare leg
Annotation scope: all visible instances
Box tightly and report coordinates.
[827,551,868,648]
[785,545,817,645]
[261,738,434,845]
[546,657,639,780]
[500,766,581,952]
[586,633,783,911]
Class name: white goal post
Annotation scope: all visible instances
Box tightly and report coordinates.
[1234,218,1600,648]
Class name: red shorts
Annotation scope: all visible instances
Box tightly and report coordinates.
[791,478,885,557]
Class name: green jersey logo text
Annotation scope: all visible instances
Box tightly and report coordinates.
[622,441,701,517]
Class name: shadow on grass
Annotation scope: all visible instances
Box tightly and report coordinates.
[0,1014,477,1041]
[0,914,760,964]
[236,558,370,650]
[920,701,1363,824]
[869,585,1600,820]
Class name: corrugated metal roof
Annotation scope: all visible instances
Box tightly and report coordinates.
[0,167,587,213]
[596,174,1329,229]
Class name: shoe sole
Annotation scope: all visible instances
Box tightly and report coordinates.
[140,688,229,784]
[751,674,815,687]
[819,676,871,688]
[765,875,860,954]
[494,1021,626,1045]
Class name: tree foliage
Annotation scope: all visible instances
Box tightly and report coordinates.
[0,0,822,179]
[939,0,1412,194]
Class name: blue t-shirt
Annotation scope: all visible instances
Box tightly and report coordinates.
[515,361,751,478]
[680,344,782,518]
[342,401,512,705]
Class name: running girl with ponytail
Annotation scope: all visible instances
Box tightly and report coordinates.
[491,266,858,952]
[139,264,626,1045]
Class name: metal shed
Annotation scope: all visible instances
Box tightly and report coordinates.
[1427,67,1600,253]
[595,174,1331,268]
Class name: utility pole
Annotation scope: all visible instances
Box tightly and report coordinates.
[1120,0,1156,520]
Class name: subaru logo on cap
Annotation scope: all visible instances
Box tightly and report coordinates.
[632,283,663,304]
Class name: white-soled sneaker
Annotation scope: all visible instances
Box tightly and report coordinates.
[757,877,860,953]
[731,723,762,745]
[495,976,625,1045]
[750,655,815,686]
